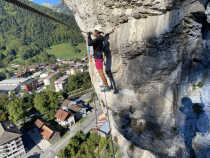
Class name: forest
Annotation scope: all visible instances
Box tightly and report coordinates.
[0,0,84,68]
[58,131,121,158]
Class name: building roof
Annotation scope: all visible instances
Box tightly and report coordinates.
[55,109,70,121]
[34,119,54,140]
[34,119,44,129]
[40,125,54,140]
[77,104,86,109]
[54,75,68,84]
[0,84,19,92]
[69,104,81,113]
[45,71,59,80]
[0,78,29,85]
[0,121,22,145]
[61,100,70,107]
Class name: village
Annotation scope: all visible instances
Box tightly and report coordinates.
[0,57,112,158]
[0,58,88,94]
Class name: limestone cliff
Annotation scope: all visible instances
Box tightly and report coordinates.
[64,0,210,157]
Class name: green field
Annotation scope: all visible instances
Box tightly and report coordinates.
[47,42,87,59]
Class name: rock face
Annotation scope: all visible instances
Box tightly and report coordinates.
[64,0,210,157]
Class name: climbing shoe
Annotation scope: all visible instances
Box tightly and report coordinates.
[113,89,119,94]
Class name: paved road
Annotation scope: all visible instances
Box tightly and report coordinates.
[40,107,102,158]
[78,92,92,102]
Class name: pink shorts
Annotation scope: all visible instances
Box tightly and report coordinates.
[95,59,104,70]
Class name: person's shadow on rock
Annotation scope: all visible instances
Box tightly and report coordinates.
[180,97,209,158]
[103,33,118,94]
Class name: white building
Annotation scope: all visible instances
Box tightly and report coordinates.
[0,121,25,158]
[43,71,59,86]
[66,68,76,75]
[54,75,68,92]
[0,78,31,94]
[32,71,42,78]
[79,68,84,73]
[40,72,48,79]
[54,109,75,127]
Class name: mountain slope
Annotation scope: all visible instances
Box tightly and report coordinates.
[42,2,72,15]
[0,0,83,67]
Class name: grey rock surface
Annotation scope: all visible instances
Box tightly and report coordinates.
[206,2,210,24]
[64,0,210,157]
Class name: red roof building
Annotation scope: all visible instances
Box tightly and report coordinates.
[55,109,69,121]
[34,119,54,140]
[54,109,75,127]
[40,125,54,140]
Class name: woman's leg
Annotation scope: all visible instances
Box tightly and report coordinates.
[97,69,109,88]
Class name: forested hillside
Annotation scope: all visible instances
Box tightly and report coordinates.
[0,0,84,67]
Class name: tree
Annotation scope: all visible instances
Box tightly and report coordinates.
[0,72,6,81]
[34,91,61,120]
[58,150,66,158]
[7,98,28,123]
[34,92,49,115]
[0,94,9,121]
[0,110,7,121]
[0,0,84,67]
[64,72,91,93]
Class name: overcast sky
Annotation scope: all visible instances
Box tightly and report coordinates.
[32,0,60,5]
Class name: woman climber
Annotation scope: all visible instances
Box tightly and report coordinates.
[88,25,116,92]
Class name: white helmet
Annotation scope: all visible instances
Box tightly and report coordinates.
[94,25,103,33]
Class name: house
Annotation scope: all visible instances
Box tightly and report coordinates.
[66,68,76,75]
[32,71,42,78]
[40,72,48,79]
[0,78,33,94]
[15,69,29,78]
[61,100,88,120]
[54,75,68,92]
[43,71,59,86]
[24,78,38,91]
[68,104,87,120]
[54,109,75,127]
[0,121,25,158]
[61,100,77,109]
[34,119,54,140]
[61,59,74,65]
[61,99,70,111]
[79,68,84,73]
[29,65,39,72]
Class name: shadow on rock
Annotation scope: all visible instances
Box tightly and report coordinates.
[179,97,209,158]
[103,33,118,94]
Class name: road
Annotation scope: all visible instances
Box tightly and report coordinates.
[40,107,102,158]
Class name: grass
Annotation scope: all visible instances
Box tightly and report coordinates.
[47,42,86,59]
